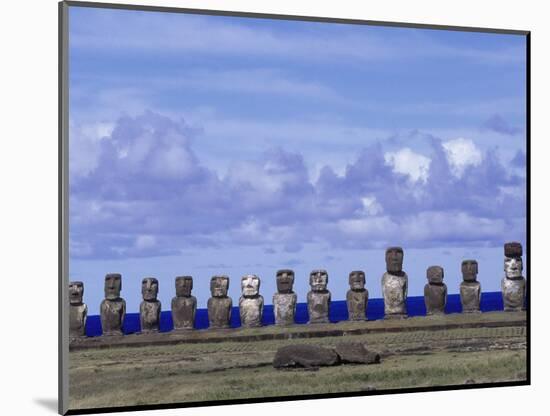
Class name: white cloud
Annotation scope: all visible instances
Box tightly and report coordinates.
[229,219,296,245]
[334,211,521,248]
[149,142,197,180]
[442,138,483,178]
[69,121,112,178]
[224,149,309,198]
[226,161,285,194]
[68,112,527,259]
[384,147,431,183]
[359,196,383,216]
[80,121,114,140]
[335,217,399,248]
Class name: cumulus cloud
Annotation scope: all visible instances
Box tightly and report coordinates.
[384,148,431,183]
[359,196,384,216]
[69,121,114,178]
[70,111,526,259]
[225,148,311,196]
[442,137,483,177]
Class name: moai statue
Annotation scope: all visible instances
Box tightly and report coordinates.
[460,260,481,313]
[140,277,161,333]
[207,275,232,329]
[273,269,297,326]
[502,242,526,311]
[69,281,87,338]
[346,270,368,321]
[239,274,264,327]
[100,273,126,336]
[307,269,331,324]
[424,266,447,315]
[381,247,408,318]
[171,276,196,330]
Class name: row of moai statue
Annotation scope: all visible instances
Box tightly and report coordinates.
[69,242,527,337]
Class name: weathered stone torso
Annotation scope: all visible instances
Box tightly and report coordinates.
[140,300,161,333]
[171,296,196,330]
[208,297,232,328]
[382,272,408,317]
[100,299,125,336]
[346,289,368,321]
[460,281,481,313]
[307,291,331,323]
[501,277,526,311]
[273,292,297,325]
[239,296,264,327]
[69,304,87,337]
[424,283,447,315]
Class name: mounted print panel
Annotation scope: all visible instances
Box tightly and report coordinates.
[59,1,529,414]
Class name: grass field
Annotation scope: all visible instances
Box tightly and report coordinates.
[69,313,527,410]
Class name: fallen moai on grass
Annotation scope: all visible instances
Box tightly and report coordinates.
[272,342,380,369]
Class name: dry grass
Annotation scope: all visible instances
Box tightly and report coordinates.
[69,324,527,410]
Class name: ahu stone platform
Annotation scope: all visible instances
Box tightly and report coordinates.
[69,310,526,351]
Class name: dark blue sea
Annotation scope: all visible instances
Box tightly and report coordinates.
[84,291,509,337]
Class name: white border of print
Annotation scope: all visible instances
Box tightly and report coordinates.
[3,1,547,416]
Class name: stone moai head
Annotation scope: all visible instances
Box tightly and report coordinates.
[427,266,444,284]
[69,281,84,305]
[461,260,478,282]
[241,274,261,298]
[210,275,229,297]
[385,247,404,273]
[104,273,122,300]
[504,242,523,279]
[175,276,193,297]
[276,269,295,293]
[349,270,366,291]
[309,269,329,292]
[141,277,159,301]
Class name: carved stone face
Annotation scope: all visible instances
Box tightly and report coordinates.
[461,260,478,282]
[142,277,159,301]
[276,269,294,293]
[210,276,229,297]
[349,271,365,290]
[309,270,328,292]
[175,276,193,297]
[241,274,260,297]
[69,281,84,305]
[504,257,523,279]
[104,273,122,300]
[385,247,404,273]
[427,266,444,284]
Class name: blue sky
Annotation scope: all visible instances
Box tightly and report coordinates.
[68,6,527,314]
